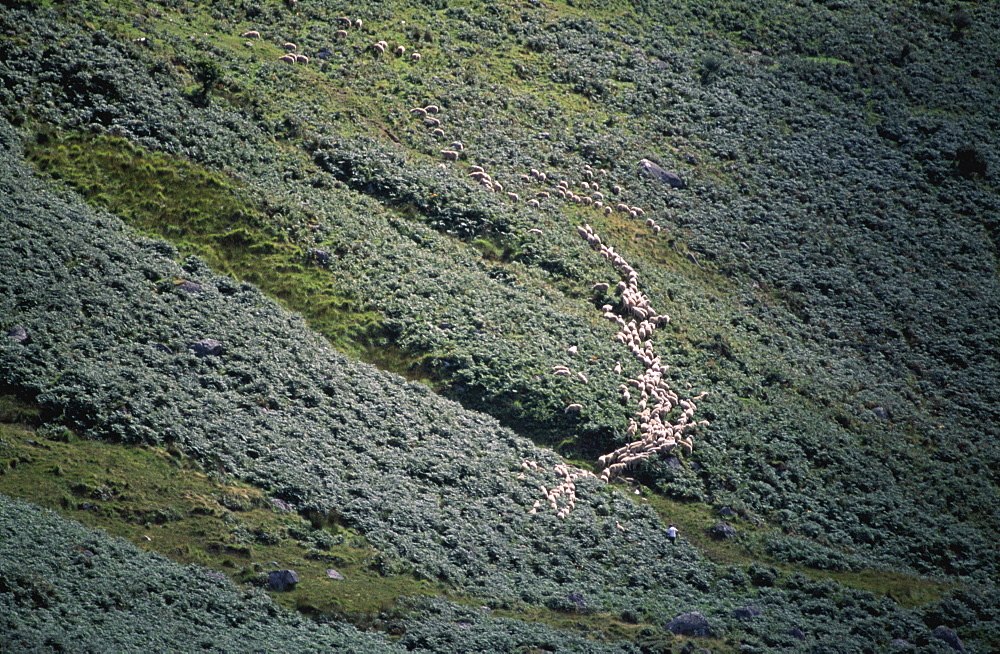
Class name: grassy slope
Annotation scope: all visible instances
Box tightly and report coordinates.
[1,0,998,650]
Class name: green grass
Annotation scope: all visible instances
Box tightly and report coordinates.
[640,489,955,609]
[24,130,441,383]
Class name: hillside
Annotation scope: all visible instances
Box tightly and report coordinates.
[1,0,998,651]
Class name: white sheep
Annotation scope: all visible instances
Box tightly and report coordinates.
[410,107,427,117]
[283,42,297,51]
[450,141,464,151]
[431,128,445,137]
[441,150,459,161]
[334,29,348,39]
[425,104,440,113]
[411,52,422,60]
[395,45,406,56]
[241,30,261,38]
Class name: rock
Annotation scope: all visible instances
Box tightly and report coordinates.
[665,456,683,470]
[718,506,736,518]
[731,606,762,620]
[326,568,345,580]
[872,406,892,420]
[310,249,331,266]
[175,280,202,293]
[666,611,712,637]
[889,639,913,650]
[188,339,223,357]
[267,569,299,591]
[567,591,587,611]
[709,522,737,539]
[931,626,965,651]
[271,498,294,513]
[6,325,29,344]
[639,158,686,188]
[787,627,805,641]
[317,46,332,60]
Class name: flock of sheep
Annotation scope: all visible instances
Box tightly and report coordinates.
[240,10,699,516]
[240,15,424,66]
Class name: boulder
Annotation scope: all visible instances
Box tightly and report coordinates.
[6,325,29,344]
[175,280,202,293]
[731,606,762,620]
[787,627,805,641]
[718,506,736,518]
[709,522,737,539]
[267,569,299,591]
[271,498,294,513]
[931,626,965,652]
[639,158,686,188]
[188,339,223,357]
[872,406,892,420]
[326,568,345,580]
[310,249,331,266]
[567,591,587,611]
[666,611,712,637]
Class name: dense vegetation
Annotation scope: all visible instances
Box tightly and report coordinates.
[1,0,998,651]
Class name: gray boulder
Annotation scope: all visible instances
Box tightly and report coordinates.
[731,606,762,620]
[267,569,299,591]
[188,338,223,357]
[326,568,345,580]
[7,325,29,344]
[666,611,712,637]
[639,158,686,188]
[709,522,737,539]
[931,626,965,651]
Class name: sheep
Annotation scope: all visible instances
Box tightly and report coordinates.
[425,116,441,127]
[527,228,543,235]
[527,198,540,208]
[395,45,406,56]
[241,30,261,38]
[283,42,297,51]
[581,181,590,190]
[410,107,427,117]
[425,104,440,113]
[593,282,610,293]
[604,206,613,215]
[440,150,460,161]
[614,361,622,375]
[278,54,296,63]
[295,54,309,63]
[334,29,348,39]
[411,52,422,60]
[594,201,603,209]
[565,403,584,414]
[372,42,385,54]
[567,345,578,355]
[617,203,629,212]
[612,185,622,194]
[652,225,661,235]
[355,18,363,28]
[506,192,520,201]
[537,191,550,198]
[431,128,445,137]
[450,141,464,151]
[593,191,604,201]
[577,372,588,384]
[632,207,645,216]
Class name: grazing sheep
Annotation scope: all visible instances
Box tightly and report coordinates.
[355,19,363,28]
[372,42,385,54]
[395,45,406,56]
[295,54,309,63]
[565,403,584,414]
[242,30,261,38]
[581,181,590,190]
[604,206,613,215]
[410,107,427,117]
[632,207,645,216]
[337,16,352,27]
[334,30,348,39]
[567,345,578,355]
[506,192,520,201]
[537,191,550,198]
[652,225,662,234]
[553,369,571,377]
[450,141,464,151]
[411,52,422,60]
[527,198,540,208]
[441,150,459,161]
[614,362,622,375]
[283,42,297,51]
[425,104,439,113]
[278,54,296,63]
[424,116,441,127]
[593,282,610,293]
[527,228,543,235]
[431,128,445,137]
[577,372,588,384]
